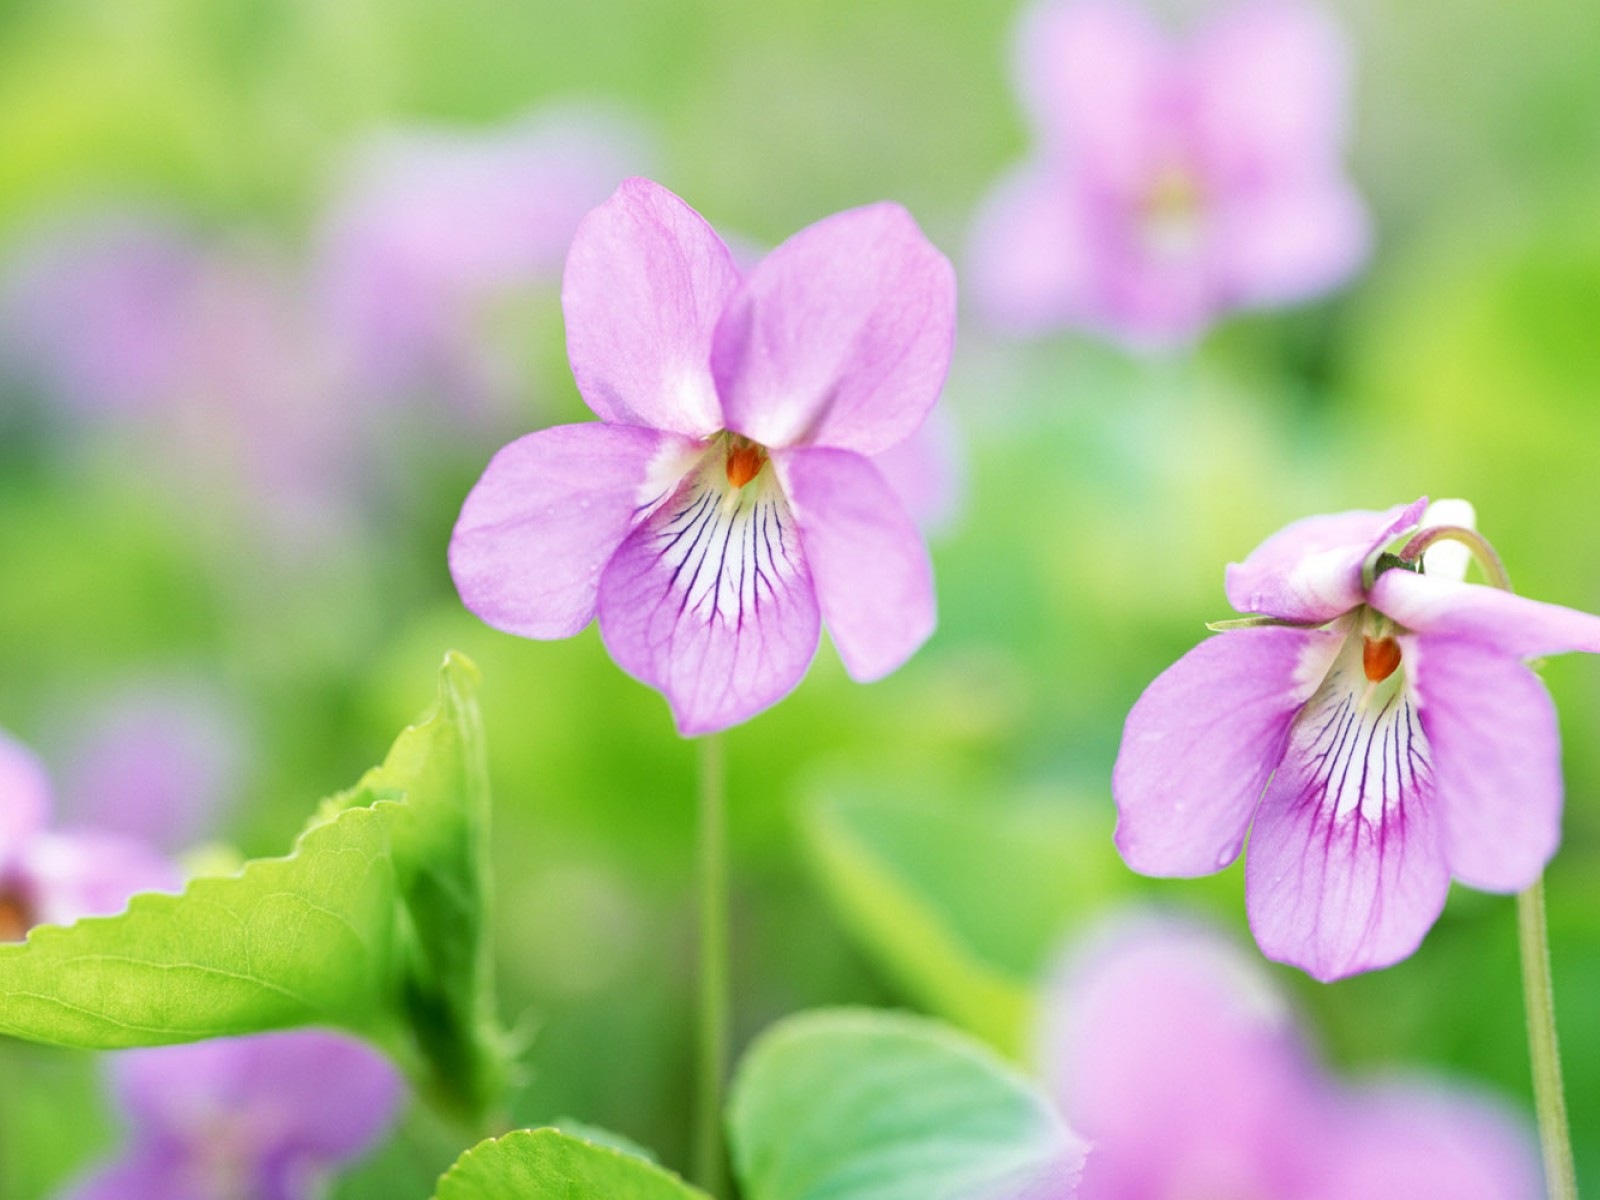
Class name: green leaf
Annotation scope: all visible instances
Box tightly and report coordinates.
[0,651,510,1123]
[729,1008,1083,1200]
[801,790,1121,1055]
[432,1128,708,1200]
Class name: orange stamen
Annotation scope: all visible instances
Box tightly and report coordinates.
[725,443,765,489]
[1363,636,1402,683]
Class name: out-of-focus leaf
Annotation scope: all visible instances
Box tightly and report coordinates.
[0,652,510,1124]
[431,1128,706,1200]
[801,789,1122,1055]
[729,1008,1084,1200]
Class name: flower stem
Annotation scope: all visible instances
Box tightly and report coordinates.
[1518,877,1579,1200]
[692,732,730,1197]
[1422,530,1577,1198]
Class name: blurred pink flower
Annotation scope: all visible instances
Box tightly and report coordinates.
[64,1029,404,1200]
[0,211,205,418]
[970,0,1368,348]
[1042,915,1542,1199]
[1113,498,1600,979]
[451,177,955,734]
[316,107,653,410]
[55,681,246,854]
[0,728,177,941]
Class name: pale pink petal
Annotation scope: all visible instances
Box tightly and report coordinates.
[597,462,821,735]
[869,405,965,536]
[1319,1082,1542,1200]
[562,177,739,436]
[0,729,51,867]
[1408,637,1562,892]
[967,165,1098,334]
[776,447,935,682]
[1191,0,1352,178]
[1245,646,1449,980]
[1113,626,1342,876]
[1224,498,1426,623]
[1014,0,1171,185]
[1372,568,1600,659]
[1040,915,1325,1199]
[449,423,696,640]
[713,203,956,456]
[1213,177,1369,308]
[17,831,180,928]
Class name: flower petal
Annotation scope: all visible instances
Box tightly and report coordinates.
[1321,1081,1543,1200]
[597,459,821,734]
[561,177,739,436]
[776,447,935,682]
[1113,625,1342,876]
[1040,914,1326,1200]
[450,423,696,640]
[58,1148,193,1200]
[0,729,51,867]
[1213,177,1369,309]
[17,831,180,928]
[967,165,1098,335]
[1013,0,1170,179]
[112,1030,404,1159]
[1191,0,1352,177]
[713,202,957,456]
[1224,497,1427,623]
[869,404,965,535]
[1409,636,1562,892]
[1371,568,1600,659]
[1245,637,1449,980]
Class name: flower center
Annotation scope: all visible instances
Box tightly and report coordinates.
[1140,163,1205,258]
[1362,635,1402,683]
[724,434,767,489]
[0,882,35,942]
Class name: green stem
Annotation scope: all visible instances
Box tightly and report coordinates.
[692,733,729,1197]
[1418,530,1577,1198]
[1518,878,1579,1199]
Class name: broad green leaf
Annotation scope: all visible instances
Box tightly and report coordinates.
[801,790,1121,1054]
[729,1008,1084,1200]
[0,651,510,1123]
[432,1128,708,1200]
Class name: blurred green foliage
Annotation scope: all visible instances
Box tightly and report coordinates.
[0,0,1596,1194]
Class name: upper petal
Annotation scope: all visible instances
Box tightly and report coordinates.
[1245,636,1449,980]
[1408,636,1562,892]
[1013,0,1171,177]
[1039,913,1327,1200]
[1371,568,1600,659]
[713,202,957,455]
[449,423,695,640]
[776,446,935,682]
[1224,497,1427,622]
[597,457,821,734]
[1317,1081,1542,1200]
[561,177,740,436]
[1190,0,1352,178]
[1113,625,1342,876]
[0,729,51,867]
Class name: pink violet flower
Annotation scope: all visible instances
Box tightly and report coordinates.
[969,0,1369,348]
[449,177,957,734]
[0,728,178,942]
[63,1029,405,1200]
[1113,498,1600,980]
[1042,914,1541,1199]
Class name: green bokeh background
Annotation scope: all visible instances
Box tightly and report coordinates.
[0,0,1596,1194]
